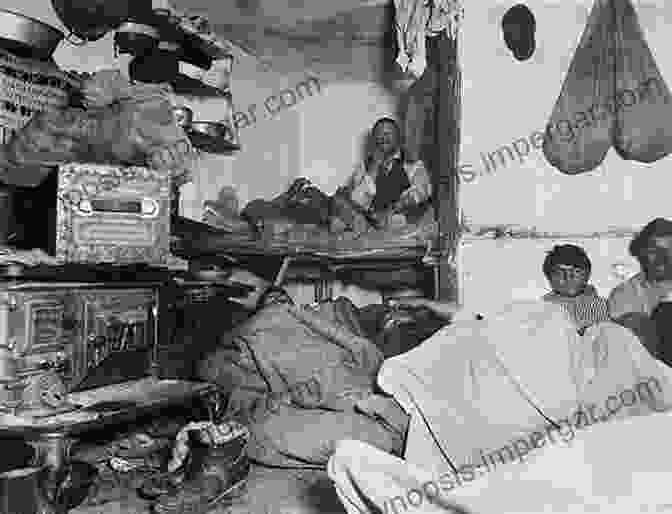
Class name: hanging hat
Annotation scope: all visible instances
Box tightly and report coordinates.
[502,4,536,61]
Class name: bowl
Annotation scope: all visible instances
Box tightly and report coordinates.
[0,9,64,60]
[187,121,240,154]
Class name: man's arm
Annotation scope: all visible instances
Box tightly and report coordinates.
[395,160,432,210]
[388,297,481,322]
[337,162,376,211]
[337,162,364,196]
[608,278,648,319]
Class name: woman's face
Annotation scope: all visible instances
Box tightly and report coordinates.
[548,264,589,297]
[640,236,672,282]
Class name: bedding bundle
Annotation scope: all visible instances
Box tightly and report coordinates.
[198,297,410,469]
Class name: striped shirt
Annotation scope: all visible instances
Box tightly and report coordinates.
[543,285,611,331]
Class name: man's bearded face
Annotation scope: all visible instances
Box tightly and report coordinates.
[373,121,400,157]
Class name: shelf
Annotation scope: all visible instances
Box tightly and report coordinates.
[170,73,226,97]
[138,10,234,71]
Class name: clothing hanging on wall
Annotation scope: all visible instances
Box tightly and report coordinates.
[393,0,463,81]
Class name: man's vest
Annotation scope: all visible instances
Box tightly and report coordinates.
[368,153,411,213]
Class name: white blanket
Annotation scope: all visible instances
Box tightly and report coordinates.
[328,409,672,514]
[378,300,672,474]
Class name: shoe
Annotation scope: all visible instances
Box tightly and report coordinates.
[138,471,184,500]
[153,425,250,514]
[153,456,249,514]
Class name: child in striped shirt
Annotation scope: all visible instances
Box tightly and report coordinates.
[542,244,611,334]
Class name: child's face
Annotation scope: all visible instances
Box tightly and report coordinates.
[548,264,589,297]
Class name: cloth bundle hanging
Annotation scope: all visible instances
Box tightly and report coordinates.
[0,73,196,187]
[393,0,463,82]
[543,0,672,175]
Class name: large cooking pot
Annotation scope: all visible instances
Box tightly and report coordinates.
[0,9,64,60]
[51,0,151,44]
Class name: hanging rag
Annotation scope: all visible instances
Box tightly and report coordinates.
[393,0,463,81]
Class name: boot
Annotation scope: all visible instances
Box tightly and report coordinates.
[153,431,249,514]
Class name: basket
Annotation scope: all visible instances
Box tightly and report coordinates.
[0,46,79,144]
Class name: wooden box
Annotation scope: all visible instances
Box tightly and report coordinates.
[56,163,171,265]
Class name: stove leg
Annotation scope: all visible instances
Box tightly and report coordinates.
[29,432,74,507]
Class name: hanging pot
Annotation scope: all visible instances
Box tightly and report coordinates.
[187,121,240,154]
[114,21,159,55]
[129,42,179,84]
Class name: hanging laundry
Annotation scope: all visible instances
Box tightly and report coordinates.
[393,0,463,81]
[402,67,437,162]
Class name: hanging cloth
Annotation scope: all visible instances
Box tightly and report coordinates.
[543,0,672,175]
[542,0,617,175]
[393,0,463,81]
[611,0,672,163]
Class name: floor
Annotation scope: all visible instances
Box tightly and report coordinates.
[71,465,346,514]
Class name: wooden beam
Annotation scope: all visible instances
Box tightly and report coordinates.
[426,32,461,302]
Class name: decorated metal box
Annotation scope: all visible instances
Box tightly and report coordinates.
[56,163,171,265]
